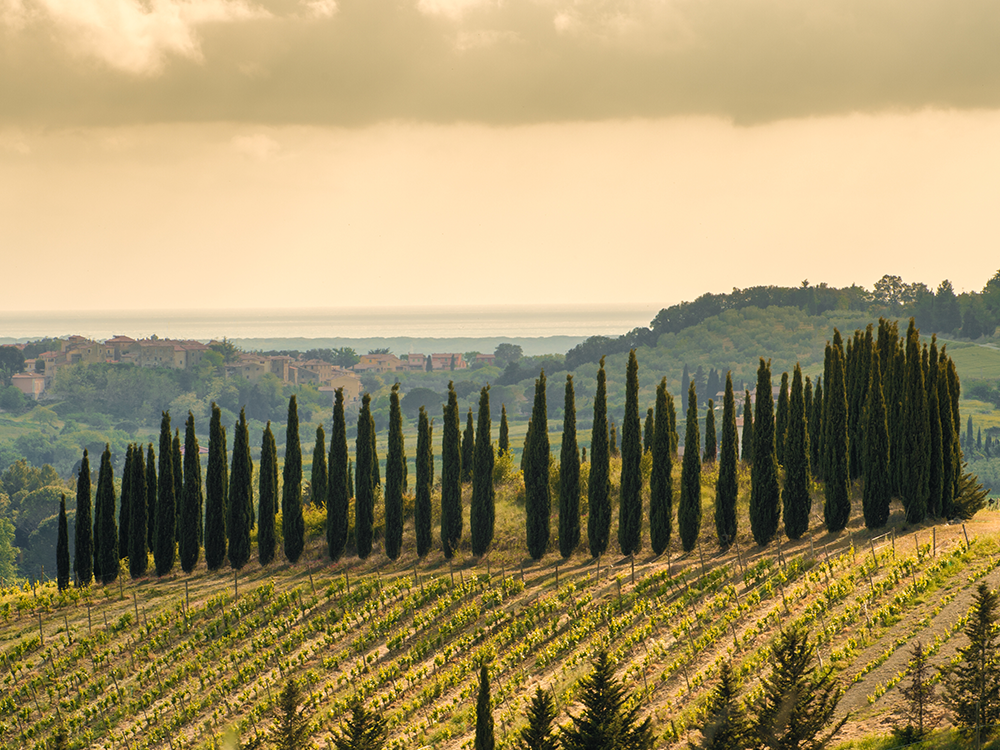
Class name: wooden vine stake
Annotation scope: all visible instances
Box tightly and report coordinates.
[133,591,139,624]
[933,527,937,557]
[38,612,43,646]
[87,603,92,635]
[345,569,350,594]
[963,523,971,550]
[698,545,707,582]
[870,539,878,570]
[185,579,190,614]
[234,569,239,602]
[631,554,636,586]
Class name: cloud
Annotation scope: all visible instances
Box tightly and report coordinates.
[232,132,279,159]
[3,0,1000,125]
[8,0,268,75]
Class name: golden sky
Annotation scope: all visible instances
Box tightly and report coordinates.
[2,0,1000,311]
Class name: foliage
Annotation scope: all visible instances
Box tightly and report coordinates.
[56,494,69,591]
[475,663,495,750]
[899,641,934,738]
[943,583,1000,735]
[471,386,495,557]
[618,350,642,556]
[259,422,278,566]
[74,449,92,586]
[332,698,387,750]
[823,341,851,533]
[93,444,118,584]
[525,370,551,561]
[862,354,890,529]
[518,687,559,750]
[750,359,779,547]
[704,400,717,464]
[272,677,312,750]
[679,383,702,553]
[463,408,476,484]
[441,382,463,559]
[328,388,349,561]
[283,395,305,564]
[355,394,376,559]
[415,407,433,558]
[560,374,581,558]
[385,384,405,561]
[228,408,254,570]
[588,358,611,558]
[180,413,203,573]
[155,412,176,576]
[901,319,930,523]
[715,374,738,550]
[782,365,811,540]
[691,661,748,750]
[205,403,228,571]
[311,425,327,510]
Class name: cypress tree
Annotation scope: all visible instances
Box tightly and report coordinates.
[946,355,962,501]
[525,370,551,560]
[804,375,813,448]
[145,443,157,553]
[618,350,642,556]
[901,319,930,523]
[180,412,202,574]
[462,408,475,483]
[668,389,679,455]
[475,663,495,750]
[715,373,738,549]
[811,378,824,480]
[498,405,510,456]
[823,343,851,533]
[227,408,254,570]
[155,413,176,576]
[863,353,891,529]
[521,419,533,477]
[517,688,559,750]
[750,359,780,546]
[416,406,433,558]
[650,378,674,555]
[937,359,957,519]
[559,374,581,558]
[741,389,754,464]
[282,395,305,564]
[848,328,873,481]
[385,383,406,560]
[889,337,908,497]
[328,388,349,561]
[441,382,463,558]
[782,364,811,540]
[679,382,702,553]
[356,393,376,559]
[129,444,147,578]
[172,429,183,541]
[371,420,380,490]
[119,444,132,561]
[259,422,278,566]
[703,400,717,464]
[643,408,654,454]
[588,357,612,558]
[94,444,118,584]
[312,425,327,509]
[471,386,495,557]
[74,450,93,586]
[927,341,944,518]
[204,403,228,571]
[57,494,69,592]
[774,372,789,466]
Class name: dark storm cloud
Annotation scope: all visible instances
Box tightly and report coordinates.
[3,0,1000,127]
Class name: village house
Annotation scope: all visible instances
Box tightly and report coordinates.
[353,353,406,373]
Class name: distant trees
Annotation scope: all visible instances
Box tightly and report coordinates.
[703,400,717,464]
[588,358,611,558]
[559,375,581,558]
[471,386,495,557]
[328,388,350,561]
[524,371,551,560]
[498,406,510,457]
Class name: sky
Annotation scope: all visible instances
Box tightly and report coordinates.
[3,0,1000,312]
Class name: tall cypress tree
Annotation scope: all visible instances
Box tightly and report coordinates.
[74,450,93,586]
[471,386,495,557]
[782,364,811,540]
[823,344,851,532]
[811,378,824,479]
[643,408,654,454]
[804,375,813,449]
[526,370,551,560]
[385,384,405,560]
[204,403,228,571]
[172,429,183,541]
[651,378,674,555]
[475,663,495,750]
[57,494,70,592]
[946,355,963,502]
[741,390,754,464]
[259,422,278,566]
[94,444,118,584]
[282,395,305,563]
[703,400,717,464]
[750,359,780,546]
[901,319,930,523]
[416,406,433,558]
[129,444,147,578]
[312,426,328,510]
[848,328,873,481]
[356,393,376,559]
[774,372,790,466]
[716,373,738,549]
[588,357,612,558]
[863,353,891,529]
[441,382,463,558]
[937,358,957,519]
[559,374,581,558]
[119,444,132,561]
[459,407,475,484]
[227,408,253,570]
[180,412,202,574]
[145,443,157,553]
[926,341,944,518]
[498,405,510,456]
[618,350,642,556]
[327,388,349,561]
[155,413,176,576]
[668,390,679,455]
[679,382,702,553]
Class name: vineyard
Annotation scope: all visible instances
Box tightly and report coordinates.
[2,501,999,750]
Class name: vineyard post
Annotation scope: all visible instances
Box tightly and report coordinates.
[734,537,745,576]
[631,554,635,586]
[133,591,139,624]
[64,612,70,643]
[519,560,524,585]
[452,560,456,587]
[809,536,814,559]
[185,579,189,614]
[933,527,936,557]
[698,545,706,582]
[555,562,559,588]
[234,569,238,602]
[118,574,123,601]
[29,683,41,713]
[87,602,92,635]
[413,563,418,589]
[103,609,108,630]
[963,524,971,550]
[616,576,622,600]
[870,539,878,570]
[596,557,600,584]
[38,612,43,646]
[914,532,920,560]
[730,620,739,648]
[309,572,316,595]
[486,557,491,579]
[345,569,350,594]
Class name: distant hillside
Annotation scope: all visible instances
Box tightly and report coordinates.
[231,336,586,358]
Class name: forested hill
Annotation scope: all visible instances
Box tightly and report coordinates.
[566,273,1000,369]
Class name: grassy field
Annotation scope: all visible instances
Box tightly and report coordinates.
[3,474,1000,750]
[938,339,1000,380]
